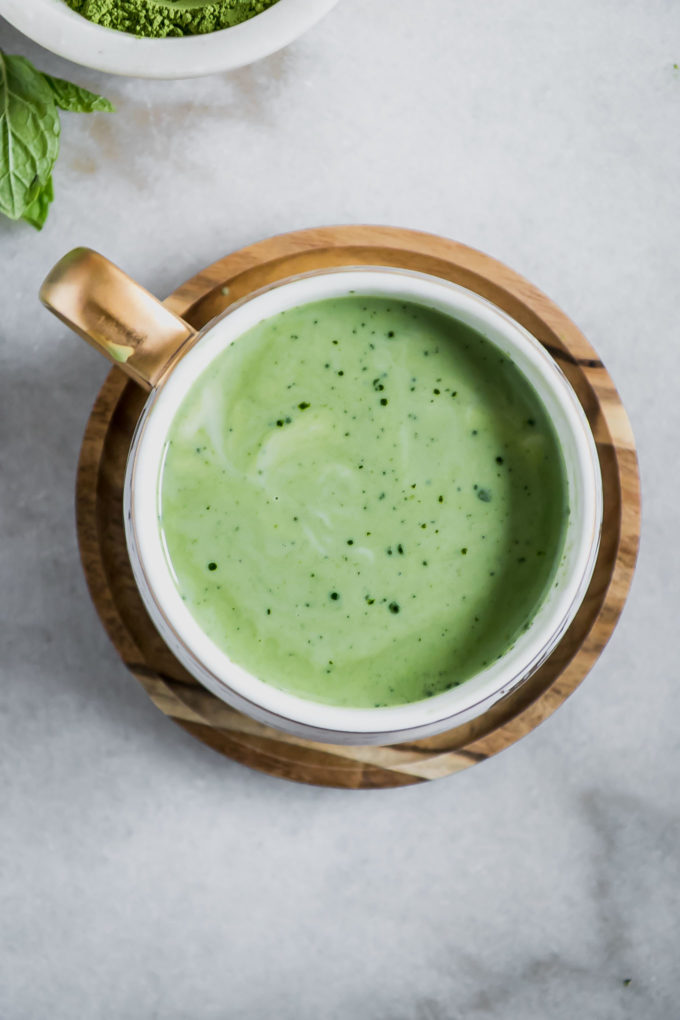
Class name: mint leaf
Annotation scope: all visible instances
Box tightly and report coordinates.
[0,52,60,221]
[43,75,115,114]
[21,175,54,230]
[0,50,113,228]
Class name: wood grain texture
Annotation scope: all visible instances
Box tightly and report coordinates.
[76,226,640,789]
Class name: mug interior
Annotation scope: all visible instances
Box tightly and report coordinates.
[125,267,602,742]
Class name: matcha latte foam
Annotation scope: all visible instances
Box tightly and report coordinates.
[63,0,279,37]
[158,296,568,710]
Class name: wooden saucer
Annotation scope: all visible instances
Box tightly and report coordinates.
[76,226,640,788]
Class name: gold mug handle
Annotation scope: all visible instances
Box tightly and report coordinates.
[40,248,198,390]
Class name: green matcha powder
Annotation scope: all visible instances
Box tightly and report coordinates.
[64,0,280,38]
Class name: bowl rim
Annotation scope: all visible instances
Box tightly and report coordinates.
[0,0,341,78]
[124,266,603,743]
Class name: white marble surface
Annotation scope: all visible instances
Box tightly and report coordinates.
[1,2,679,1017]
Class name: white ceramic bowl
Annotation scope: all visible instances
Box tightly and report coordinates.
[124,266,603,745]
[0,0,341,78]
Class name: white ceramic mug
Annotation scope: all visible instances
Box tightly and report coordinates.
[41,249,602,745]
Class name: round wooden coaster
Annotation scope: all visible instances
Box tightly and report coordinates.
[76,226,640,788]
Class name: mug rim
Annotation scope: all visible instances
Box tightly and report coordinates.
[124,266,603,744]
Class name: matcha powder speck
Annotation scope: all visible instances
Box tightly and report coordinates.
[64,0,280,38]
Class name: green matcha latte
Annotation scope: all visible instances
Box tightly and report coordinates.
[64,0,280,37]
[157,296,568,710]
